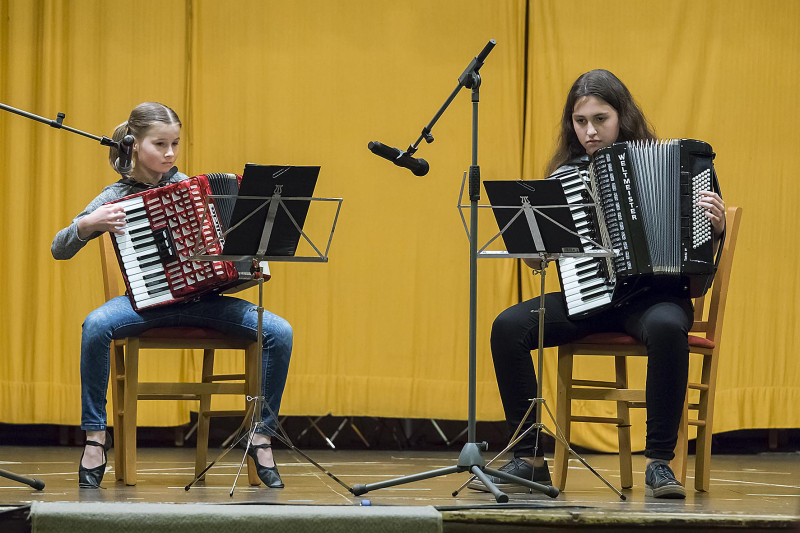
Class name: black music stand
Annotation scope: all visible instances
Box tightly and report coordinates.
[184,164,349,495]
[450,178,626,500]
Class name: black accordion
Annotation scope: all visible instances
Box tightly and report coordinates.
[554,139,720,318]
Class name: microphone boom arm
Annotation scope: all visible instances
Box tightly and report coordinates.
[0,101,123,150]
[406,39,496,156]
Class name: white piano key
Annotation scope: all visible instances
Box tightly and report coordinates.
[133,292,174,309]
[115,197,145,210]
[564,279,607,298]
[567,293,614,315]
[131,280,169,297]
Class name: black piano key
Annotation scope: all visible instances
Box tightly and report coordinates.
[577,272,603,285]
[581,290,612,303]
[127,213,149,224]
[131,239,155,251]
[578,279,606,295]
[139,258,162,270]
[573,259,595,269]
[146,286,171,297]
[137,251,159,262]
[576,263,600,277]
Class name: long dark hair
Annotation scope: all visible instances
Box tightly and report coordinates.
[545,69,656,176]
[108,102,181,177]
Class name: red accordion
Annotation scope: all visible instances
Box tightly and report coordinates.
[106,174,263,311]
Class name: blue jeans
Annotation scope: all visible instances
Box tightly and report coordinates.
[81,294,292,436]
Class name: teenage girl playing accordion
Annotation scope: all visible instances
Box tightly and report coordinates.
[471,70,725,499]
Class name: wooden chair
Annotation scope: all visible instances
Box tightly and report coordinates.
[99,232,261,486]
[553,206,742,492]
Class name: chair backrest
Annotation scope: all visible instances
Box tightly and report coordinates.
[690,206,743,343]
[99,232,122,302]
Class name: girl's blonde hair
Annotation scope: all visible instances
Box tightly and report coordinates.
[108,102,181,176]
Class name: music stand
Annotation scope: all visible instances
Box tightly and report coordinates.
[450,178,627,500]
[183,164,349,496]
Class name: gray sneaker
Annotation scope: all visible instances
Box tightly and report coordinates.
[467,457,552,493]
[645,461,686,499]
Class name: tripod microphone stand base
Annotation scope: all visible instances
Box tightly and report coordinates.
[349,441,559,503]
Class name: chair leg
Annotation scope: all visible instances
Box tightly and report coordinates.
[673,391,689,486]
[123,339,140,486]
[553,348,574,490]
[695,350,719,492]
[614,356,633,489]
[110,343,126,482]
[195,349,215,480]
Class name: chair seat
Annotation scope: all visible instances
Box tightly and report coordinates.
[574,332,715,349]
[137,327,233,340]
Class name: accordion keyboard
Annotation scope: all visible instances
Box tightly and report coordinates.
[113,196,175,308]
[555,170,615,317]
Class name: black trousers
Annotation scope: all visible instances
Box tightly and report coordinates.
[490,291,693,461]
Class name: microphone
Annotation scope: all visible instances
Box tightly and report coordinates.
[368,141,429,177]
[114,134,135,174]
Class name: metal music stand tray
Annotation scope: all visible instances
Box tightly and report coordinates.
[451,177,627,500]
[182,165,350,496]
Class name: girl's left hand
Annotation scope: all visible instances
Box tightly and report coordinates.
[697,191,725,236]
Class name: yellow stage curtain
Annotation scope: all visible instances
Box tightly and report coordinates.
[1,0,797,456]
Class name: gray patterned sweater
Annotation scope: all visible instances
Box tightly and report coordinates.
[51,168,188,260]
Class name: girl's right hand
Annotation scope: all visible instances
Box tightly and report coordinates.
[78,204,127,238]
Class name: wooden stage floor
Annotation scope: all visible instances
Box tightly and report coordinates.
[1,446,799,531]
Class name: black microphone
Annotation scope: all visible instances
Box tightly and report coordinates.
[114,134,135,174]
[368,141,429,177]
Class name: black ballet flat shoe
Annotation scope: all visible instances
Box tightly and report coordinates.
[246,443,284,488]
[78,430,113,489]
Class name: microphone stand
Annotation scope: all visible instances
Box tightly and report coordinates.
[0,102,127,155]
[354,39,559,503]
